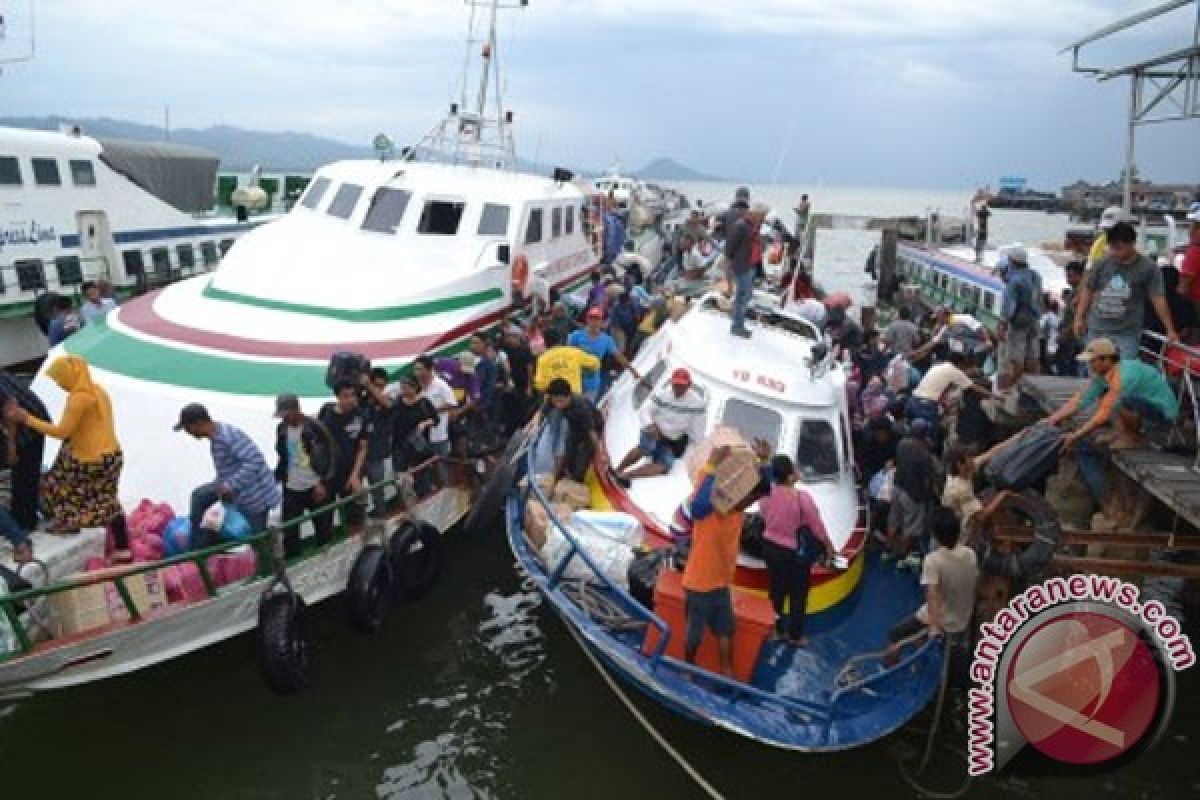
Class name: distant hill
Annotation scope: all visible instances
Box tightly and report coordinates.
[634,158,721,182]
[0,116,373,171]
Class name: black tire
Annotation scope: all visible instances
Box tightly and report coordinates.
[257,592,313,695]
[463,431,527,535]
[978,488,1061,581]
[388,521,444,602]
[33,292,62,336]
[346,545,391,633]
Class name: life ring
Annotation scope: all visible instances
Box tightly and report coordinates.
[345,545,391,633]
[388,520,444,601]
[511,255,530,298]
[33,292,62,336]
[257,591,313,695]
[977,488,1061,580]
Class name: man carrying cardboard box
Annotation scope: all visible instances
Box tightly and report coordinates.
[682,442,770,678]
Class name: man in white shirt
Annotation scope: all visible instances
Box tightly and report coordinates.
[614,368,707,487]
[79,281,117,324]
[412,355,458,487]
[906,352,983,428]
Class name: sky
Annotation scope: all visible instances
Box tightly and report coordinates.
[0,0,1197,189]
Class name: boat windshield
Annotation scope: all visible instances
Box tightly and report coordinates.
[720,397,781,452]
[796,418,840,481]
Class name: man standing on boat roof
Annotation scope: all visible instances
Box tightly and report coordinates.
[725,203,768,339]
[1072,221,1179,359]
[613,367,707,488]
[996,246,1043,391]
[601,196,626,267]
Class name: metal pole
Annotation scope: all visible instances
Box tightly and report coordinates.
[1123,73,1138,211]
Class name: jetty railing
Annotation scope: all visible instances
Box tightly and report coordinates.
[1136,330,1200,467]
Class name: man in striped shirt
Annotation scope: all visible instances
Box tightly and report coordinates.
[177,403,281,544]
[614,368,707,487]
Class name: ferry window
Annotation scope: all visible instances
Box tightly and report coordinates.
[69,159,96,187]
[14,259,45,291]
[219,238,235,255]
[177,244,196,270]
[32,158,61,186]
[122,250,144,275]
[551,207,563,239]
[150,247,171,275]
[200,242,219,266]
[634,360,669,408]
[525,209,543,244]
[796,419,839,480]
[300,176,331,210]
[327,183,364,220]
[0,156,22,186]
[478,203,510,236]
[720,397,782,452]
[361,188,412,234]
[983,292,996,312]
[565,205,575,235]
[54,256,83,286]
[418,200,466,235]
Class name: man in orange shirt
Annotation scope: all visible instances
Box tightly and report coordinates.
[682,444,770,677]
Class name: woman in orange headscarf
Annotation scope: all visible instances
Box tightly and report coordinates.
[3,355,123,533]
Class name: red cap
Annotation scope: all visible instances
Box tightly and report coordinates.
[586,306,604,320]
[670,367,692,386]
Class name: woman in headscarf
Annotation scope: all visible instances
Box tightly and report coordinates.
[3,355,123,533]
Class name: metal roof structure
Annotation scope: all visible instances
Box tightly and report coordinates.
[1062,0,1199,210]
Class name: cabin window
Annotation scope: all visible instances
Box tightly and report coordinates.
[361,188,412,234]
[200,242,219,266]
[150,247,171,275]
[69,159,96,187]
[177,244,196,270]
[219,238,235,255]
[478,203,510,236]
[797,418,839,480]
[417,200,466,236]
[327,183,364,220]
[720,397,782,452]
[0,156,21,186]
[300,176,331,210]
[838,413,853,473]
[54,256,83,286]
[983,291,996,313]
[525,209,544,244]
[634,360,669,408]
[14,259,45,291]
[123,250,145,275]
[32,158,61,186]
[565,205,575,235]
[551,207,563,239]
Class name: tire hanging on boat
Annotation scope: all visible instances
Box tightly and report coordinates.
[977,488,1061,580]
[388,520,444,602]
[257,592,313,695]
[463,430,527,535]
[346,545,392,633]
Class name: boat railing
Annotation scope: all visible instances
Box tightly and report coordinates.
[0,456,442,662]
[1136,330,1200,467]
[0,256,115,303]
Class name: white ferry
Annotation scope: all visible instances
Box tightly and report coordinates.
[0,126,269,366]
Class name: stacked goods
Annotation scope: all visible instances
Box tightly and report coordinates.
[47,567,169,638]
[684,426,763,514]
[551,479,592,511]
[524,501,574,552]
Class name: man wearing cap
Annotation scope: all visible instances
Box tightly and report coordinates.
[528,378,603,483]
[273,394,338,556]
[996,246,1043,390]
[1178,203,1200,314]
[1046,336,1178,504]
[567,307,641,402]
[176,403,280,542]
[1073,221,1178,358]
[613,367,708,487]
[1086,206,1134,269]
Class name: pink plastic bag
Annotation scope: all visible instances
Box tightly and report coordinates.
[131,536,164,563]
[162,563,208,604]
[209,547,258,587]
[128,499,176,540]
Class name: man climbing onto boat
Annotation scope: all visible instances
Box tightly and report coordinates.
[527,378,604,483]
[613,367,707,488]
[996,246,1043,391]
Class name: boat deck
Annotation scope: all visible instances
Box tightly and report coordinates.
[1020,374,1200,528]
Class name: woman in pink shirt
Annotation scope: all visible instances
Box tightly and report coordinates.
[757,453,833,645]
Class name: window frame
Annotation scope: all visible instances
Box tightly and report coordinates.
[551,207,563,239]
[150,247,171,276]
[177,243,196,270]
[360,187,412,234]
[326,183,364,220]
[299,176,332,210]
[719,396,783,453]
[69,159,96,187]
[477,203,511,236]
[416,198,467,236]
[795,417,841,482]
[14,259,46,291]
[524,208,544,245]
[0,156,21,186]
[200,242,220,267]
[54,255,83,287]
[219,238,235,255]
[31,158,61,187]
[565,205,575,236]
[122,250,145,276]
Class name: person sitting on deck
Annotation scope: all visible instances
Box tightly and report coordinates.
[1043,337,1179,506]
[177,403,280,544]
[682,444,770,678]
[273,393,338,558]
[528,378,604,484]
[613,368,707,488]
[883,506,979,667]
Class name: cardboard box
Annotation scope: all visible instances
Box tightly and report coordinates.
[524,502,575,552]
[710,448,764,515]
[47,568,168,638]
[684,426,750,484]
[552,479,592,511]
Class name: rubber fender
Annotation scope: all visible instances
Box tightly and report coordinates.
[388,521,444,602]
[979,488,1061,580]
[257,592,313,695]
[346,545,391,633]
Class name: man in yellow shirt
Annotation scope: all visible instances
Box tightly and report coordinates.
[533,345,601,395]
[1086,206,1135,268]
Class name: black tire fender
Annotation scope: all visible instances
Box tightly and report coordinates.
[257,592,312,695]
[388,520,444,602]
[979,488,1061,580]
[346,545,391,633]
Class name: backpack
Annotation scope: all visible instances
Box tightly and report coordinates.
[1008,272,1041,330]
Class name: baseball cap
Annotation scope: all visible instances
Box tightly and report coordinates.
[670,367,692,386]
[173,402,211,431]
[1006,245,1028,265]
[586,306,604,320]
[1077,337,1118,362]
[1099,206,1137,229]
[274,393,300,417]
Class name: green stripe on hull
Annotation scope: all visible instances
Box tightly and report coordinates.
[202,282,504,322]
[63,319,472,396]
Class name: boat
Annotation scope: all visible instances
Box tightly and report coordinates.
[0,126,273,368]
[505,291,943,750]
[1,0,592,693]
